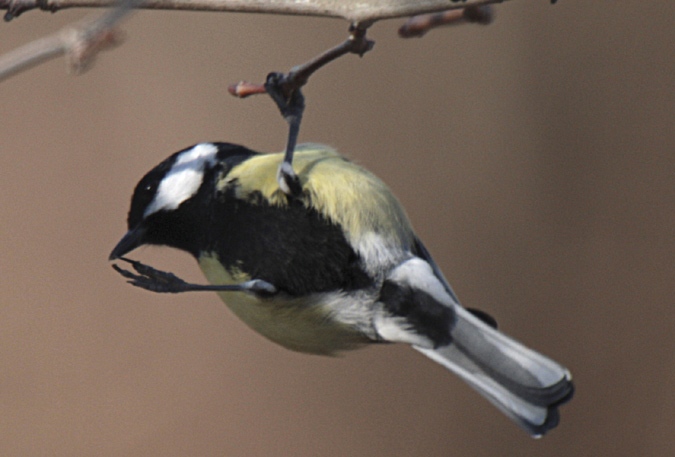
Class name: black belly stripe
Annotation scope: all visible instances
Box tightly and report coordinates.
[209,190,372,296]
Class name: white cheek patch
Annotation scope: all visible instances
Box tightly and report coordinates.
[144,143,218,217]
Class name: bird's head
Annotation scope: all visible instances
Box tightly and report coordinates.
[109,142,255,260]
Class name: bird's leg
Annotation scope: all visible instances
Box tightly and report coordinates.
[264,72,305,196]
[112,257,278,297]
[232,23,373,197]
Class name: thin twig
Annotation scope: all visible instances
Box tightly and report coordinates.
[0,0,137,82]
[287,23,373,88]
[228,23,374,100]
[0,34,66,81]
[399,5,494,38]
[227,80,267,98]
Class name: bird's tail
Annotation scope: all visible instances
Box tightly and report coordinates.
[414,305,574,437]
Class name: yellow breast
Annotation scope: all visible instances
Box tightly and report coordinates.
[198,253,370,355]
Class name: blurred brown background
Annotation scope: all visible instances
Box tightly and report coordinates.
[1,1,673,456]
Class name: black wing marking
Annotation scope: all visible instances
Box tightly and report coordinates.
[466,307,498,329]
[412,237,498,329]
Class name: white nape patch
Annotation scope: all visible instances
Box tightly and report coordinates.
[144,143,218,217]
[387,257,455,307]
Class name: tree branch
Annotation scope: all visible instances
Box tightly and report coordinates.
[0,0,135,81]
[1,0,508,23]
[0,0,513,83]
[228,23,374,99]
[399,4,494,38]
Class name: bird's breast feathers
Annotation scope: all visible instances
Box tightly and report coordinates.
[198,253,376,354]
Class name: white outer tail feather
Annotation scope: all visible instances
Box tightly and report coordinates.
[414,305,573,437]
[414,345,550,437]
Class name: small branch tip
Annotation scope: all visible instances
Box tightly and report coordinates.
[399,5,494,38]
[228,80,267,98]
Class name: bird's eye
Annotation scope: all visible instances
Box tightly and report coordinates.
[142,182,159,198]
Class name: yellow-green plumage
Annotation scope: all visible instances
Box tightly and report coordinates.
[199,144,415,354]
[220,144,415,250]
[199,253,373,354]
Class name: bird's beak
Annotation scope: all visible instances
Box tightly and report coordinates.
[109,226,146,260]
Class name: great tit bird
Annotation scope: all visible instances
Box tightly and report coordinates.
[110,142,574,437]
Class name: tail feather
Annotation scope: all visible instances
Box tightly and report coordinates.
[415,305,574,437]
